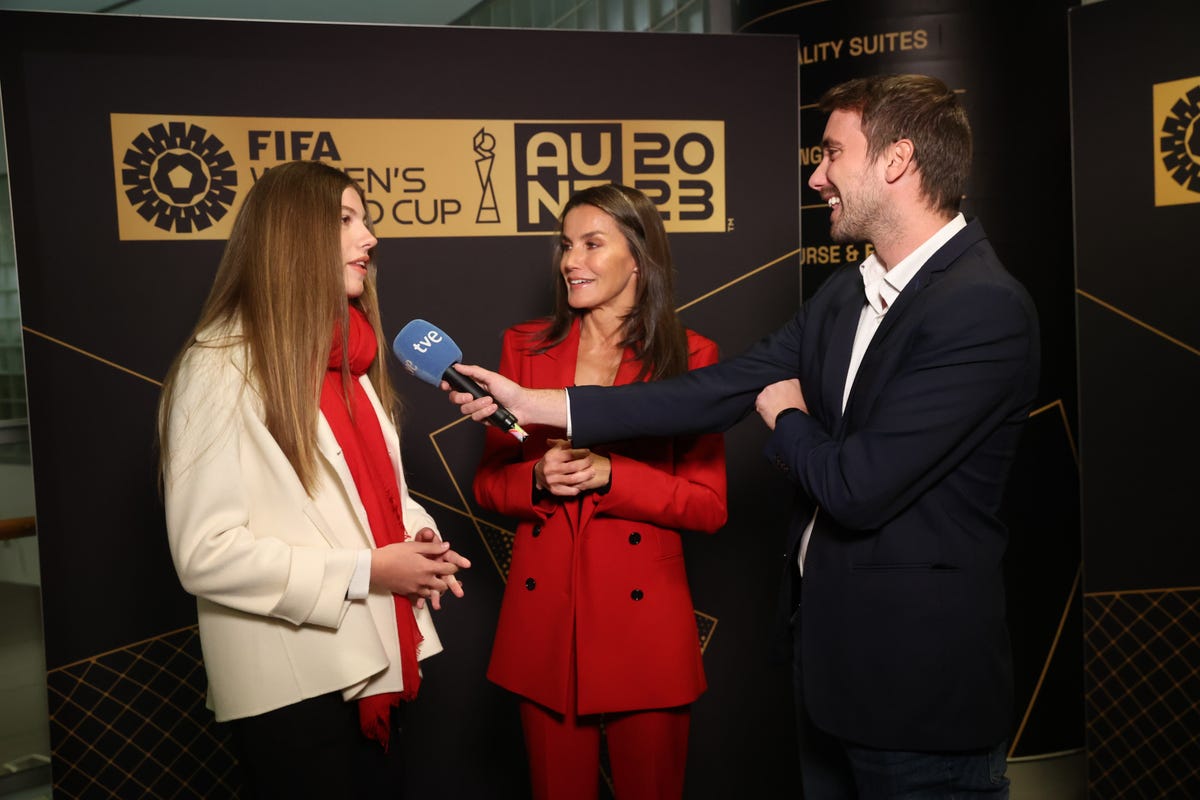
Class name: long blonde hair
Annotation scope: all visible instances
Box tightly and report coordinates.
[158,160,396,494]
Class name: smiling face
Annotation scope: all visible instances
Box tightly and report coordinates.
[559,203,639,315]
[340,186,377,298]
[808,108,887,243]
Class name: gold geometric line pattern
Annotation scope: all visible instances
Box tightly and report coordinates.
[696,610,719,654]
[1006,396,1080,756]
[1010,564,1082,757]
[1083,588,1200,797]
[23,325,163,386]
[424,423,512,577]
[421,422,515,581]
[427,413,474,439]
[1086,585,1200,599]
[676,248,799,312]
[45,626,239,799]
[50,624,203,673]
[1029,398,1079,466]
[1077,289,1200,357]
[410,486,516,583]
[409,488,513,536]
[735,0,832,33]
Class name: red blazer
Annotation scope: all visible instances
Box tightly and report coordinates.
[475,318,727,715]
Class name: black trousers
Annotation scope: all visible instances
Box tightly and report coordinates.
[226,692,406,800]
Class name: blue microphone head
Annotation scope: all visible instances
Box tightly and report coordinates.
[392,319,463,386]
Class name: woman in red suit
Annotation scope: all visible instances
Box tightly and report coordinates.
[474,184,727,799]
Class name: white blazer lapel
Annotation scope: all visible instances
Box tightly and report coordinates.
[315,413,375,547]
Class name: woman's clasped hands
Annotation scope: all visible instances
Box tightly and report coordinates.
[370,528,470,611]
[534,438,611,497]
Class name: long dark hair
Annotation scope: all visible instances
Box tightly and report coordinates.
[536,184,688,381]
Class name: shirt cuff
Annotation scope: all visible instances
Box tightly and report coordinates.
[565,388,574,438]
[347,549,372,600]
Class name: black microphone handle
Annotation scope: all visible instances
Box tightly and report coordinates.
[441,365,522,432]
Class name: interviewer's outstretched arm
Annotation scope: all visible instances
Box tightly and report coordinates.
[443,363,569,429]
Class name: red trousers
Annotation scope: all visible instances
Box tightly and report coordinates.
[519,698,690,800]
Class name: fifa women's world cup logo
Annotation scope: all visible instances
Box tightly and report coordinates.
[474,128,500,224]
[121,121,238,233]
[1154,78,1200,207]
[1160,85,1200,192]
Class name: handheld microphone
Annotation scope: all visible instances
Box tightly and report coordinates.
[392,319,528,442]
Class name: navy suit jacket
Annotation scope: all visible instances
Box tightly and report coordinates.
[569,218,1040,751]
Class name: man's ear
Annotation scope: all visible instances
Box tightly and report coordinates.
[884,138,915,183]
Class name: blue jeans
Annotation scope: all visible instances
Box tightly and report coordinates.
[842,741,1010,799]
[791,604,1010,799]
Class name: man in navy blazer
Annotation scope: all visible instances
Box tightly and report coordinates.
[451,75,1038,798]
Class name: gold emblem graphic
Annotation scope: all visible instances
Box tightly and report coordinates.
[120,121,238,233]
[1153,76,1200,207]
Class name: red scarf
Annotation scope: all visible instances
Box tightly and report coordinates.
[319,305,422,750]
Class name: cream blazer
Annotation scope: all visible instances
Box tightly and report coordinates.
[163,329,443,722]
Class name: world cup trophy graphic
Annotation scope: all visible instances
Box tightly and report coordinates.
[474,127,500,223]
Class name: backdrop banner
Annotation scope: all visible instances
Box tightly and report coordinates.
[1070,0,1200,795]
[0,10,799,799]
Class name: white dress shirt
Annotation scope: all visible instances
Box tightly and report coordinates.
[798,214,967,574]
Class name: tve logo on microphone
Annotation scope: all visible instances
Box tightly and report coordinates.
[393,320,464,386]
[404,327,445,354]
[399,326,446,378]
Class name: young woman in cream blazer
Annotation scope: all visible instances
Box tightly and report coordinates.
[160,160,468,798]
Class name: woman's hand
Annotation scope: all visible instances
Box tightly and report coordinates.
[370,531,470,610]
[534,438,612,497]
[409,527,471,610]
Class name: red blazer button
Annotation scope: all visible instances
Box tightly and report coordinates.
[631,589,644,601]
[628,531,642,545]
[525,578,536,591]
